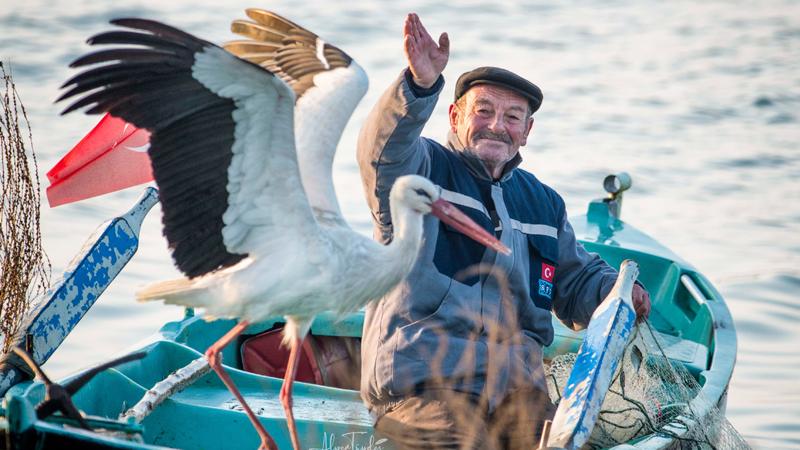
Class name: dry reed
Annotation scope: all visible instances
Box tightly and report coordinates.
[0,61,51,354]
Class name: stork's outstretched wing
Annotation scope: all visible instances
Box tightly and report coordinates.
[59,19,319,278]
[225,9,368,221]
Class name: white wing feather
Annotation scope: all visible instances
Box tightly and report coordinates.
[191,46,321,255]
[294,62,368,219]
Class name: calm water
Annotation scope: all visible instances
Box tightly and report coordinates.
[2,0,798,447]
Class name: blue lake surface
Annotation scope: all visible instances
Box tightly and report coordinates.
[2,0,798,447]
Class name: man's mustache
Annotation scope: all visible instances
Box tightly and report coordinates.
[473,130,512,144]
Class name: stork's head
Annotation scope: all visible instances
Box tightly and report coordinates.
[391,175,511,255]
[391,175,440,215]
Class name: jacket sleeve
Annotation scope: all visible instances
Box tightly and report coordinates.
[551,210,618,330]
[357,70,444,242]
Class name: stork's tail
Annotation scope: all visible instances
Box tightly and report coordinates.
[136,278,213,309]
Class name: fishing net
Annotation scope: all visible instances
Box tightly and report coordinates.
[545,322,750,449]
[0,61,51,354]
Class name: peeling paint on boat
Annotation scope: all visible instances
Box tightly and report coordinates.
[30,218,139,363]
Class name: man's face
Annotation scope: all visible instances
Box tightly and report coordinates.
[449,84,534,171]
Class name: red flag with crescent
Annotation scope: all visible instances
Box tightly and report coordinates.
[46,114,153,207]
[542,263,556,283]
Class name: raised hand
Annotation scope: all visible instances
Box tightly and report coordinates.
[403,13,449,89]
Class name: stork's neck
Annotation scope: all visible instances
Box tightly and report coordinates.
[386,196,425,270]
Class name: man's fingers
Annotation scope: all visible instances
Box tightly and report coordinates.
[411,13,422,40]
[410,12,435,46]
[438,32,450,53]
[635,302,647,320]
[405,13,421,45]
[403,34,417,58]
[415,14,433,42]
[633,290,651,319]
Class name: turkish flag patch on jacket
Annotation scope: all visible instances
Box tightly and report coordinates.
[541,263,555,283]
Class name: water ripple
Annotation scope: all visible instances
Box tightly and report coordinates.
[713,154,794,169]
[767,113,796,124]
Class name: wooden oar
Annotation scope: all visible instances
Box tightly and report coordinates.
[0,188,159,395]
[543,260,640,450]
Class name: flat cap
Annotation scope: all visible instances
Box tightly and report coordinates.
[454,66,543,114]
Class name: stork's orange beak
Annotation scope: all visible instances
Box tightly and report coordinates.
[430,199,511,256]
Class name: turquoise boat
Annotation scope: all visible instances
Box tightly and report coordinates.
[0,174,737,449]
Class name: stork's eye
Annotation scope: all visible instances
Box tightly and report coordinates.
[414,188,432,200]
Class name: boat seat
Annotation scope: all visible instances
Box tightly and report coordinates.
[649,329,709,376]
[241,325,362,390]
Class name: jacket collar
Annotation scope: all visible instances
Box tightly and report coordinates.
[446,131,522,182]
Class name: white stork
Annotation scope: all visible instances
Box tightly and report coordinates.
[58,10,509,450]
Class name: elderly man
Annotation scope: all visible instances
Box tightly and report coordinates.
[358,13,650,450]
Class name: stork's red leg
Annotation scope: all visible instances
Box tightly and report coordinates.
[280,337,304,450]
[206,320,277,450]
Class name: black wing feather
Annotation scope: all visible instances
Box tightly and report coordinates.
[110,18,211,49]
[87,30,195,55]
[59,19,250,277]
[60,62,176,91]
[68,48,181,68]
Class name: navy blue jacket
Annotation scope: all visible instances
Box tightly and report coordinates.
[357,71,617,417]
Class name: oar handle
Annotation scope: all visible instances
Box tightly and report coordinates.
[612,259,640,307]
